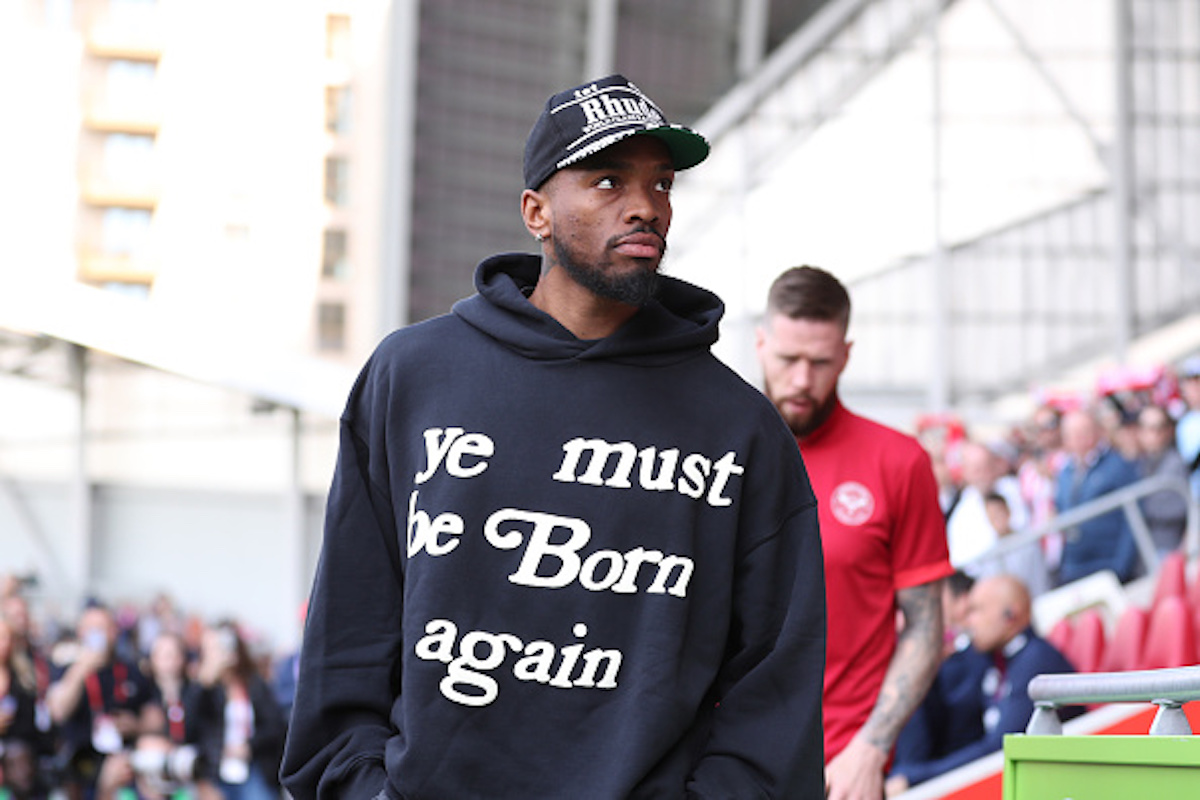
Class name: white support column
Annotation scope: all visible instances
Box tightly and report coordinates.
[67,344,92,610]
[928,11,950,413]
[1112,0,1136,364]
[737,0,769,79]
[281,407,307,651]
[380,0,421,335]
[585,0,618,80]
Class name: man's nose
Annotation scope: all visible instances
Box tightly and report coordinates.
[788,361,813,392]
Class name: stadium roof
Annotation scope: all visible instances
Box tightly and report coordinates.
[0,278,357,418]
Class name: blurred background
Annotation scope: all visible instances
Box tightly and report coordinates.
[0,0,1197,654]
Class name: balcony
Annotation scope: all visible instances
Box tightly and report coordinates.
[84,7,163,62]
[82,89,161,136]
[77,251,157,285]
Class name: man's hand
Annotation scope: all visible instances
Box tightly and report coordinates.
[825,734,889,800]
[884,774,910,797]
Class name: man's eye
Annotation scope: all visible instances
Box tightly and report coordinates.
[656,178,673,192]
[596,177,616,189]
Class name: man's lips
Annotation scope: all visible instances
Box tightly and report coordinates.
[783,396,814,413]
[614,231,665,259]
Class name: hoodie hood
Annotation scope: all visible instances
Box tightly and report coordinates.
[452,253,723,366]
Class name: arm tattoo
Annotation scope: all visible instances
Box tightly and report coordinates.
[859,579,944,752]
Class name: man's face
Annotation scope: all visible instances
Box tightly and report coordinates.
[77,607,115,655]
[1137,406,1173,456]
[1181,375,1200,409]
[966,581,1010,654]
[1061,411,1100,459]
[756,315,850,439]
[541,135,674,306]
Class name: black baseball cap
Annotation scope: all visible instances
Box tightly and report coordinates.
[523,74,710,191]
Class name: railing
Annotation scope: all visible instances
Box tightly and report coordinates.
[1026,666,1200,736]
[964,474,1199,579]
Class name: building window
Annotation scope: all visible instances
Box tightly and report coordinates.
[317,302,346,351]
[102,207,152,255]
[106,59,156,103]
[326,14,351,61]
[322,228,348,279]
[324,156,349,207]
[103,132,155,181]
[325,85,353,134]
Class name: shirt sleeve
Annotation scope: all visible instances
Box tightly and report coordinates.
[686,438,827,798]
[892,443,954,590]
[280,403,403,800]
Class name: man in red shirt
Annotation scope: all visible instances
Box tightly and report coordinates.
[757,266,953,800]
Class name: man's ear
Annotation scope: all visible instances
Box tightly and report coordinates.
[521,188,551,241]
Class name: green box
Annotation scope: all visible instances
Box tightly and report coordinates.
[1003,734,1200,799]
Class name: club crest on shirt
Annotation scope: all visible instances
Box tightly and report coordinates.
[830,481,874,526]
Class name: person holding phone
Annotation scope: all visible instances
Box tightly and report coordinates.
[45,601,154,799]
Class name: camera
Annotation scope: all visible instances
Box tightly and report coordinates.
[130,744,203,793]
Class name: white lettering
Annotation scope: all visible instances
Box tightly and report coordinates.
[482,508,693,597]
[405,491,464,558]
[707,451,744,507]
[414,427,493,484]
[415,618,623,706]
[553,438,743,507]
[677,453,711,500]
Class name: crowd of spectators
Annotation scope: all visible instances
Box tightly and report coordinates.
[0,578,294,800]
[921,354,1199,594]
[883,355,1200,793]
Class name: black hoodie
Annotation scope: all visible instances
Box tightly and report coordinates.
[281,255,826,799]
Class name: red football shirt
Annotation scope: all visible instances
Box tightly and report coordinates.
[798,401,953,762]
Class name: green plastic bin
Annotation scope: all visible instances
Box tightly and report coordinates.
[1003,734,1200,799]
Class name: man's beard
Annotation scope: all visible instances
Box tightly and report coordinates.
[554,234,662,307]
[772,388,838,440]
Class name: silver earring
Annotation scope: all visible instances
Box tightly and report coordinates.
[535,233,545,242]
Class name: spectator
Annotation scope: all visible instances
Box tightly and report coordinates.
[890,571,976,774]
[1176,356,1200,501]
[1055,408,1142,584]
[756,265,951,800]
[44,602,155,800]
[1018,405,1068,571]
[0,616,41,754]
[940,570,976,656]
[946,441,1028,572]
[884,574,1078,794]
[1,594,50,703]
[1,738,47,800]
[975,493,1051,598]
[190,622,285,800]
[1136,404,1190,558]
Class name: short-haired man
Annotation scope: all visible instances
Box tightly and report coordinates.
[282,76,826,799]
[757,265,953,800]
[885,574,1078,794]
[1056,407,1141,583]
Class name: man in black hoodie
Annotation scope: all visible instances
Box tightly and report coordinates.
[281,74,826,800]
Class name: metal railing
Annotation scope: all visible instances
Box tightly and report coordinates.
[964,473,1199,579]
[1027,666,1200,736]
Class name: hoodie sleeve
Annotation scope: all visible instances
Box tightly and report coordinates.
[280,404,404,800]
[686,491,827,797]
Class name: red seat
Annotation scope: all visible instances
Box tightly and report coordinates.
[1144,595,1198,669]
[1099,606,1149,672]
[1047,616,1074,655]
[1189,560,1200,613]
[1151,550,1188,612]
[1063,609,1106,673]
